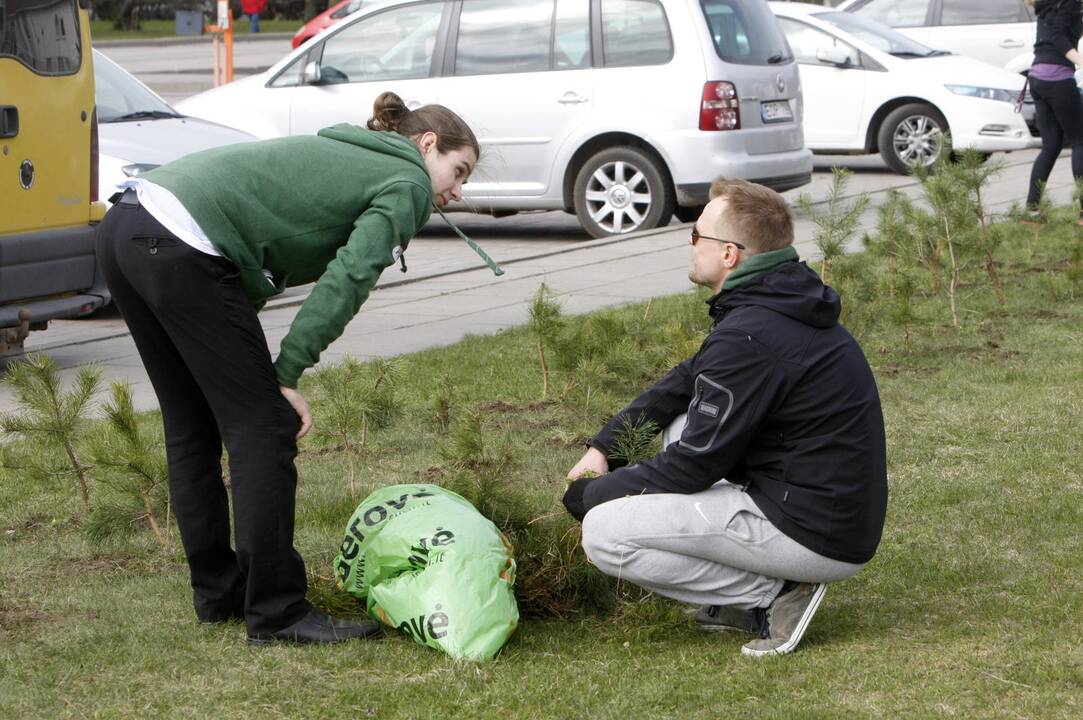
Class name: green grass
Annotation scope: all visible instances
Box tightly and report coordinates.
[2,215,1083,718]
[90,19,300,41]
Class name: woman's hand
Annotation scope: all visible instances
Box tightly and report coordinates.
[279,386,312,439]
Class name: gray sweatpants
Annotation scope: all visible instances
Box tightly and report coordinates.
[580,416,865,610]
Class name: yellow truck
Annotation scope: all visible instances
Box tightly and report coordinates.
[1,0,110,354]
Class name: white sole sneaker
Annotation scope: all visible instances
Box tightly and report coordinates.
[740,582,827,658]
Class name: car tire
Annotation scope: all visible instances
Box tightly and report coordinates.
[673,204,705,224]
[573,147,675,238]
[877,103,948,175]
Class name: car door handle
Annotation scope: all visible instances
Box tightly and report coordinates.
[557,92,589,104]
[999,39,1025,48]
[0,106,17,138]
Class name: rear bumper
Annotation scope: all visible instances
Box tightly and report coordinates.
[660,126,813,207]
[676,172,812,206]
[1,224,109,329]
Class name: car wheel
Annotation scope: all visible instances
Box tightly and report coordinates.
[877,103,948,175]
[573,147,675,238]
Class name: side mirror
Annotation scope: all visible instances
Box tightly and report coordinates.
[816,45,853,67]
[302,60,322,85]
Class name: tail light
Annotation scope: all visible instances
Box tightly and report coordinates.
[90,107,99,202]
[699,81,740,131]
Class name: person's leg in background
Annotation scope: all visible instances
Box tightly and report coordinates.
[1041,78,1083,220]
[1026,78,1066,212]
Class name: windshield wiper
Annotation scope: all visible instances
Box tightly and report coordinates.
[924,49,952,57]
[887,51,927,58]
[109,110,183,121]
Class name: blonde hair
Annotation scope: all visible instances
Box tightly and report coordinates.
[708,177,794,254]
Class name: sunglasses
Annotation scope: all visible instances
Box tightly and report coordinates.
[690,227,746,251]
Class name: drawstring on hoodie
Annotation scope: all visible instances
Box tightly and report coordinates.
[433,204,505,276]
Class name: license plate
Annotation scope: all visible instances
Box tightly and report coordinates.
[761,100,793,124]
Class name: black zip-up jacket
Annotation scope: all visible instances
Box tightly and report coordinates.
[1033,0,1083,69]
[582,262,888,564]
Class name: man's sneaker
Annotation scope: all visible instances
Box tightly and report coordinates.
[1018,211,1044,226]
[741,582,827,658]
[692,604,767,635]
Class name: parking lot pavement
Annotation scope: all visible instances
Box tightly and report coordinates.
[2,146,1074,416]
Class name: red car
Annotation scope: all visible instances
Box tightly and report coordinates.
[291,0,365,49]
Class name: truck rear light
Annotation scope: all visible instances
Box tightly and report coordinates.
[90,108,99,202]
[700,81,740,131]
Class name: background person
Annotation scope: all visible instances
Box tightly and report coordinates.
[1024,0,1083,222]
[241,0,266,33]
[95,92,478,646]
[563,178,888,657]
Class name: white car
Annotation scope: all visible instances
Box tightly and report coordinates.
[836,0,1036,71]
[175,0,814,238]
[770,3,1036,174]
[94,50,256,203]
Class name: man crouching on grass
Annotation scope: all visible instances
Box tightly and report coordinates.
[562,178,887,657]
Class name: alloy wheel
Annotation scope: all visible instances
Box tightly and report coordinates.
[582,160,654,234]
[892,114,944,168]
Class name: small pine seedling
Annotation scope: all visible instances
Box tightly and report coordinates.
[0,355,100,513]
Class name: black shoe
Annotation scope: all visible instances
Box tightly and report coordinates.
[247,608,383,646]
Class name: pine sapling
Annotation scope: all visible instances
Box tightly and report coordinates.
[955,149,1006,305]
[796,167,870,283]
[914,158,981,327]
[607,415,660,466]
[87,382,170,547]
[0,355,100,513]
[528,283,563,400]
[430,373,455,432]
[310,356,402,494]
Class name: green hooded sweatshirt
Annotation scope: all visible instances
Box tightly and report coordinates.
[141,125,433,388]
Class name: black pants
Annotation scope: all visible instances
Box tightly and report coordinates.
[95,198,309,634]
[1027,76,1083,208]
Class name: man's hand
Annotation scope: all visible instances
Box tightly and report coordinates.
[567,446,609,481]
[280,386,312,439]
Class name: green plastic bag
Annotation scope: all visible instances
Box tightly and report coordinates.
[334,484,518,661]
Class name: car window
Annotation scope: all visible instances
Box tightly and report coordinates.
[455,0,553,75]
[0,0,82,75]
[602,0,672,67]
[269,49,309,87]
[848,0,931,29]
[939,0,1027,26]
[93,52,177,121]
[319,1,444,84]
[331,0,365,19]
[554,0,590,69]
[777,18,860,68]
[815,11,935,57]
[699,0,791,65]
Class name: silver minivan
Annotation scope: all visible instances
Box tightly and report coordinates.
[177,0,812,237]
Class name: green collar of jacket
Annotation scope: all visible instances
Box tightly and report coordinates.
[722,245,799,290]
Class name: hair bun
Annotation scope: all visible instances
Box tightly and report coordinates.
[367,91,409,132]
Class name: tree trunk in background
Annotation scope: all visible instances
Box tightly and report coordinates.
[304,0,318,21]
